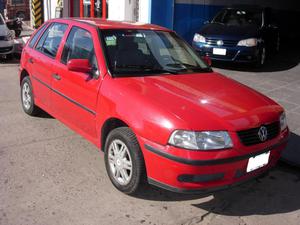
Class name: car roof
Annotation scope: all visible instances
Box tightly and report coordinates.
[49,18,171,31]
[225,5,265,11]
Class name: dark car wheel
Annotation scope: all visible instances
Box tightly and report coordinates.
[255,46,266,67]
[21,76,41,116]
[104,127,146,195]
[275,34,280,53]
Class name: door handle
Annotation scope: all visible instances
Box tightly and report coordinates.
[28,58,34,64]
[52,73,61,80]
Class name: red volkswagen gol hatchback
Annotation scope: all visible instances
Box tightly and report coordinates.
[19,18,289,194]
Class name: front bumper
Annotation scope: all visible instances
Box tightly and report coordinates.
[192,42,260,63]
[0,40,14,55]
[139,129,289,193]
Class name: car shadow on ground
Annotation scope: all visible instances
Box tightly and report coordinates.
[134,133,300,217]
[192,162,300,216]
[212,40,300,73]
[35,110,54,119]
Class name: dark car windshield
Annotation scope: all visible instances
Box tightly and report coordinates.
[212,8,263,27]
[101,29,211,77]
[0,14,5,25]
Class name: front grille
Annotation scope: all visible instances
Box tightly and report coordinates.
[0,46,13,53]
[237,122,280,146]
[0,36,6,41]
[206,38,238,47]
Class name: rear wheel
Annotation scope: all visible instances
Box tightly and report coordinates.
[21,76,41,116]
[104,127,146,195]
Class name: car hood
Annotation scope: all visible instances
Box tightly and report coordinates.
[0,25,9,36]
[200,23,260,40]
[116,72,282,131]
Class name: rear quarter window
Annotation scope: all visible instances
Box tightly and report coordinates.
[35,22,68,58]
[28,24,48,48]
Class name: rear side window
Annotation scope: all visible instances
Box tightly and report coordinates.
[28,23,48,48]
[61,26,99,76]
[36,23,68,58]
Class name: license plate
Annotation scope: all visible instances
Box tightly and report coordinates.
[246,151,270,173]
[213,48,226,55]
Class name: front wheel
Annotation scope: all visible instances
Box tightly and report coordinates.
[21,76,41,116]
[104,127,146,195]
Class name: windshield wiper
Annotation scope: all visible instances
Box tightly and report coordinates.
[166,63,211,72]
[115,64,180,74]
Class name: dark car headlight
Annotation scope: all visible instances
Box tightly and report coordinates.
[4,32,13,41]
[169,130,233,150]
[193,33,206,43]
[280,112,287,131]
[237,38,258,47]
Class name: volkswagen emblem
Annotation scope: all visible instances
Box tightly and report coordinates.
[217,40,224,46]
[258,126,268,142]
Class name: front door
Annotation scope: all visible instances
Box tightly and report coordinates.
[51,25,101,140]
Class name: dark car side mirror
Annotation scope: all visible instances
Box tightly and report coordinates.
[67,59,91,74]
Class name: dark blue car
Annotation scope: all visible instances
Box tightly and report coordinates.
[192,6,280,67]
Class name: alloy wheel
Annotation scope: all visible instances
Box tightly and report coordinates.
[108,139,133,186]
[22,82,31,110]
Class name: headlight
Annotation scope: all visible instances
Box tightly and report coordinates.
[193,33,206,43]
[237,38,258,47]
[280,112,287,131]
[4,32,13,41]
[168,130,233,150]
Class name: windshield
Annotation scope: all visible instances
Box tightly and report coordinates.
[212,9,263,27]
[0,14,5,25]
[101,29,211,77]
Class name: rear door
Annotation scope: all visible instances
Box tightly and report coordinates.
[51,25,102,140]
[30,22,68,109]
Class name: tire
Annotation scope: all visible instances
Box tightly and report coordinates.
[21,76,41,116]
[275,34,280,53]
[104,127,146,194]
[255,46,266,68]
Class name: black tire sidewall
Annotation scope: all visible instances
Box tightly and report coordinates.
[21,77,35,115]
[104,127,145,194]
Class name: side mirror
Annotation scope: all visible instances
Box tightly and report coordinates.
[67,59,91,73]
[202,55,212,67]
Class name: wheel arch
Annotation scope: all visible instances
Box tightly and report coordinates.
[100,117,130,151]
[20,69,30,85]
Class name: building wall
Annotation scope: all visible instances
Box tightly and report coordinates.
[150,0,174,29]
[43,0,56,21]
[146,0,300,43]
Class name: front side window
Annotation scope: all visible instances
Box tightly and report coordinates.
[61,26,99,76]
[36,23,68,58]
[101,29,211,77]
